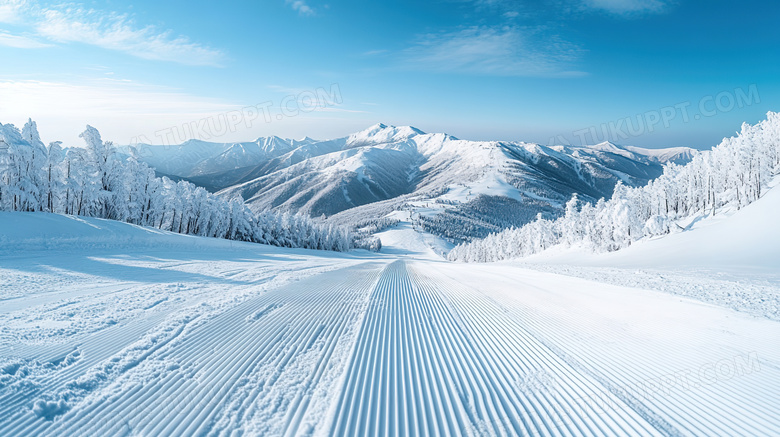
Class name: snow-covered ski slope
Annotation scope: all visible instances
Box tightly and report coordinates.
[510,178,780,321]
[1,211,778,436]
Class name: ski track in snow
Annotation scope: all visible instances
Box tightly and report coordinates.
[1,256,779,436]
[328,260,660,436]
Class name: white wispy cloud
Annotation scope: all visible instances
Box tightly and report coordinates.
[0,1,224,66]
[0,29,49,48]
[0,0,26,23]
[286,0,314,16]
[403,26,584,77]
[581,0,670,15]
[466,0,672,18]
[36,7,224,66]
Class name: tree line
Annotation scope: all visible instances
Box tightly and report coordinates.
[0,120,354,251]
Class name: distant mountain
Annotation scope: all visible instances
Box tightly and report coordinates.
[118,125,695,243]
[197,124,695,243]
[115,136,317,183]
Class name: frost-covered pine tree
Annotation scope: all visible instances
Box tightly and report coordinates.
[43,142,64,213]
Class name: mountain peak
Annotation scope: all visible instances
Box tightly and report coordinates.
[348,123,426,145]
[363,123,424,135]
[579,141,645,160]
[591,141,621,150]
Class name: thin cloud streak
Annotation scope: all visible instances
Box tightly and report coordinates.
[402,25,585,77]
[0,0,26,23]
[0,29,50,48]
[466,0,673,17]
[582,0,670,15]
[0,0,224,66]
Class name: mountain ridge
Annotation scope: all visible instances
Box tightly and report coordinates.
[118,124,695,244]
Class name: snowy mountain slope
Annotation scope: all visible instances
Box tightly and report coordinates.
[187,136,294,176]
[372,209,455,259]
[623,144,696,165]
[218,137,421,217]
[576,141,695,165]
[1,211,778,436]
[0,211,219,253]
[211,124,693,244]
[117,124,693,246]
[450,112,780,263]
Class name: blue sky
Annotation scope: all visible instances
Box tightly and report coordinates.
[0,0,777,148]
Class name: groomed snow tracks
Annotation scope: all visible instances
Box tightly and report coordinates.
[328,260,660,437]
[3,259,774,436]
[1,262,383,436]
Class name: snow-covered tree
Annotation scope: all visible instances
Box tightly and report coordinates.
[0,121,355,252]
[43,142,64,213]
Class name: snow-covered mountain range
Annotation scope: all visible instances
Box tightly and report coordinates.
[117,136,316,182]
[121,124,694,243]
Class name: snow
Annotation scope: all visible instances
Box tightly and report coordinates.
[585,141,639,159]
[0,211,210,253]
[1,117,778,435]
[623,145,696,164]
[116,136,299,178]
[1,207,778,435]
[0,211,370,435]
[346,123,424,146]
[428,261,779,436]
[374,211,453,259]
[503,180,780,321]
[567,141,695,165]
[440,171,524,204]
[450,112,780,262]
[526,181,780,273]
[207,123,688,242]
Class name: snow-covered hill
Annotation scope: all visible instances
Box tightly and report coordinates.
[1,119,777,436]
[490,176,780,320]
[449,112,780,263]
[204,124,693,243]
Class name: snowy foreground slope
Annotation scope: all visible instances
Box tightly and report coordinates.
[513,179,780,320]
[523,179,780,273]
[1,212,779,436]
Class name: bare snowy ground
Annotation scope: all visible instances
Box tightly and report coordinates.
[512,264,780,321]
[1,212,779,436]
